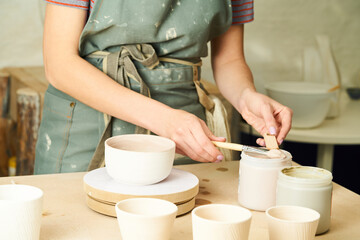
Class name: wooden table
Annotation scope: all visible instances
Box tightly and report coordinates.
[0,161,359,240]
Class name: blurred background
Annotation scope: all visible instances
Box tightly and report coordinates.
[0,0,359,193]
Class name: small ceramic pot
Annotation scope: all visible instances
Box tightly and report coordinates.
[115,198,177,240]
[0,184,43,240]
[266,205,320,240]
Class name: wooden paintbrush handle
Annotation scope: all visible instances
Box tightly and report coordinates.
[212,141,244,151]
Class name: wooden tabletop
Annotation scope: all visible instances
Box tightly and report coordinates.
[0,161,359,240]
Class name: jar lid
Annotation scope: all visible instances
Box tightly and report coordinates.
[279,166,333,185]
[240,149,292,167]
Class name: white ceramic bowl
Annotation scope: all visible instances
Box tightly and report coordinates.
[105,134,175,185]
[265,81,336,128]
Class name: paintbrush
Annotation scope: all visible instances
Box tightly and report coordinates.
[212,141,269,155]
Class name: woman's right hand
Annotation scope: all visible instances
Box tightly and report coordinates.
[156,109,225,163]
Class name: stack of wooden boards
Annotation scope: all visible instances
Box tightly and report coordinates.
[83,168,199,217]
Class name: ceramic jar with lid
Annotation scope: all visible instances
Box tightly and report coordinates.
[276,166,333,235]
[238,150,292,211]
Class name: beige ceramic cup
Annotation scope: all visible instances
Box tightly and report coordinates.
[0,184,43,240]
[266,205,320,240]
[115,198,178,240]
[192,204,252,240]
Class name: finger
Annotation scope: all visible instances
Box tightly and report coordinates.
[191,121,224,162]
[186,135,222,162]
[175,148,186,156]
[180,123,218,162]
[175,136,211,163]
[187,140,214,162]
[170,118,214,162]
[276,107,293,144]
[199,120,226,142]
[261,105,278,135]
[211,136,227,142]
[243,110,268,137]
[196,121,224,162]
[256,138,266,147]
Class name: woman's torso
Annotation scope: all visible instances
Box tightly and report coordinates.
[79,0,232,60]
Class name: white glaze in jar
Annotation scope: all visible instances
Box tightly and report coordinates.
[238,150,292,211]
[276,166,333,235]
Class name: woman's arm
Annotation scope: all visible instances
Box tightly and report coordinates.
[211,25,292,145]
[43,4,224,162]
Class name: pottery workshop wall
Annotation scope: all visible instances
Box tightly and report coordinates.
[0,0,44,68]
[242,0,360,94]
[0,0,359,92]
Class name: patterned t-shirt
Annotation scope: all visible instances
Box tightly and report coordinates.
[45,0,254,24]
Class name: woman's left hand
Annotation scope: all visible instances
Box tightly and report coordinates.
[211,25,292,147]
[237,88,293,146]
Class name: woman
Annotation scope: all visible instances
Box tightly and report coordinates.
[35,0,292,174]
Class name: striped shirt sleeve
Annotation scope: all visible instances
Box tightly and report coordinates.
[44,0,92,11]
[231,0,254,24]
[44,0,253,24]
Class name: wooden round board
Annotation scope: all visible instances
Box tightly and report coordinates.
[83,168,199,204]
[86,194,196,217]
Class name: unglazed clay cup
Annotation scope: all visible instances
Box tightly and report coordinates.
[115,198,178,240]
[105,134,175,185]
[0,184,43,240]
[192,204,252,240]
[266,205,320,240]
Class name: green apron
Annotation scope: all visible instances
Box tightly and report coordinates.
[34,0,232,174]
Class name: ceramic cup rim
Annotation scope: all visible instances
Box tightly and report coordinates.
[266,205,320,224]
[279,166,333,184]
[105,134,175,154]
[241,149,292,162]
[115,198,178,218]
[192,204,252,225]
[0,184,43,203]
